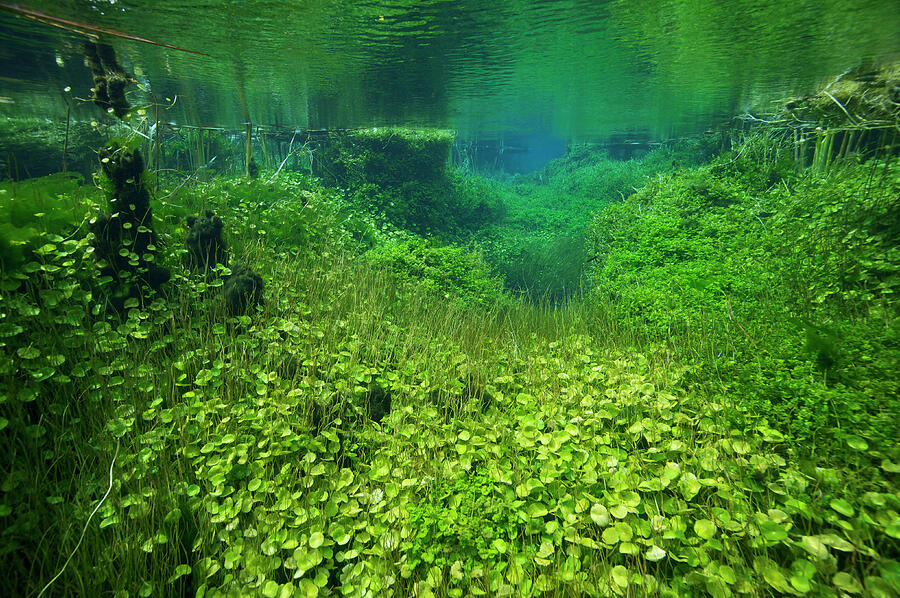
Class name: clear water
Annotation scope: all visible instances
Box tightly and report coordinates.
[1,0,898,139]
[1,3,899,596]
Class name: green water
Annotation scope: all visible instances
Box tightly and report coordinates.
[1,2,899,597]
[1,0,898,137]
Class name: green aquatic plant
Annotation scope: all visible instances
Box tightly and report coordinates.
[366,235,508,309]
[1,130,897,598]
[586,133,900,448]
[0,172,98,270]
[89,142,170,310]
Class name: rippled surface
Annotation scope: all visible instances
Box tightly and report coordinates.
[1,0,898,138]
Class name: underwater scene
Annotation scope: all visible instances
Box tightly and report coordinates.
[0,1,898,596]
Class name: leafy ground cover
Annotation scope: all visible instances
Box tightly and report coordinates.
[458,141,712,302]
[0,131,898,598]
[586,130,900,450]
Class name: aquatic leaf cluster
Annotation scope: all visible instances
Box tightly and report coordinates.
[0,172,99,270]
[587,132,900,447]
[0,129,897,598]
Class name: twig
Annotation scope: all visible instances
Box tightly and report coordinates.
[266,132,298,182]
[0,3,210,55]
[62,101,70,173]
[726,295,758,350]
[822,91,858,125]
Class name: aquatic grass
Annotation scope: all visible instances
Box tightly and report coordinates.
[2,161,898,597]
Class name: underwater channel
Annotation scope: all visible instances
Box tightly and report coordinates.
[0,1,898,596]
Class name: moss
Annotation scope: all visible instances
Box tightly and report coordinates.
[90,143,169,309]
[366,235,508,309]
[314,128,455,188]
[185,210,228,272]
[310,128,502,234]
[224,263,264,316]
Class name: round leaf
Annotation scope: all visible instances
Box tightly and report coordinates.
[694,519,716,539]
[644,545,666,561]
[590,504,610,527]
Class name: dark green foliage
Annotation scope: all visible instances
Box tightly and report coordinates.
[315,128,453,189]
[314,128,504,234]
[90,143,169,309]
[366,236,508,309]
[185,210,228,272]
[224,263,264,316]
[0,173,98,270]
[586,138,900,448]
[365,382,391,423]
[0,118,106,180]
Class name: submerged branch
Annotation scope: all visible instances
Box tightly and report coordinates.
[0,2,210,55]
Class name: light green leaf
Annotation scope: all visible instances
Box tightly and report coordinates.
[262,580,279,598]
[800,535,829,560]
[601,526,619,544]
[760,520,789,543]
[832,572,863,594]
[719,565,736,585]
[760,561,791,593]
[829,498,854,517]
[536,541,554,559]
[610,504,629,519]
[297,578,318,598]
[590,504,610,527]
[611,565,629,588]
[644,545,666,561]
[790,559,816,593]
[694,519,716,539]
[167,564,192,584]
[845,435,868,451]
[679,473,701,501]
[309,531,324,548]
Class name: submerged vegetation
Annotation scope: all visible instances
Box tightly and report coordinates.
[1,87,898,598]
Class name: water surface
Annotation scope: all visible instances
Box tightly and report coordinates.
[1,0,897,139]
